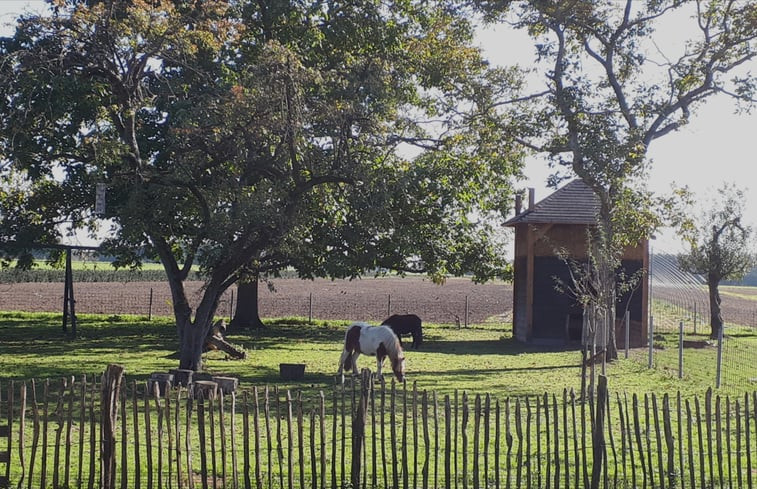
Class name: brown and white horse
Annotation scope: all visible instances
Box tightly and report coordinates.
[337,322,405,383]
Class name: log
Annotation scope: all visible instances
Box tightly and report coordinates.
[205,335,247,360]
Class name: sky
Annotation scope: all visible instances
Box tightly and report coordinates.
[1,1,755,253]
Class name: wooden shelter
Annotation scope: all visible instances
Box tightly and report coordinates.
[505,179,648,347]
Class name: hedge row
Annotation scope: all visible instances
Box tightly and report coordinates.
[0,268,185,283]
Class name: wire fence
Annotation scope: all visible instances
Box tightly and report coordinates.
[647,254,757,395]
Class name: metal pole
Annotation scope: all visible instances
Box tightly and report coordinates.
[648,316,654,369]
[715,323,724,389]
[678,321,684,379]
[624,310,630,359]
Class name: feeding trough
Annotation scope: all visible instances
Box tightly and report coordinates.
[279,363,306,380]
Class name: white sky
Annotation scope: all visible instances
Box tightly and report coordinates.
[2,1,755,253]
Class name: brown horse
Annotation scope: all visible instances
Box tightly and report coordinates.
[382,314,423,348]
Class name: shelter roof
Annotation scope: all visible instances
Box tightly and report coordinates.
[504,179,599,226]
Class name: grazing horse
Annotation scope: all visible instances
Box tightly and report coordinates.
[337,322,405,383]
[381,314,423,349]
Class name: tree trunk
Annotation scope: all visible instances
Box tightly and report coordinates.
[708,276,723,339]
[230,278,265,330]
[178,318,207,371]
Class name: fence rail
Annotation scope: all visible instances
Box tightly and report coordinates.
[1,371,756,489]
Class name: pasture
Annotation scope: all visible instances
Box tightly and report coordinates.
[0,311,750,399]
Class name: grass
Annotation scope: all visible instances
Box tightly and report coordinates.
[0,311,753,399]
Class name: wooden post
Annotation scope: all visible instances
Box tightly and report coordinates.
[148,288,153,321]
[101,364,125,489]
[590,375,608,489]
[351,370,371,489]
[679,321,684,379]
[624,310,630,358]
[308,293,313,324]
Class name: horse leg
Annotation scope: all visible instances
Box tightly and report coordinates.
[351,352,361,376]
[375,352,386,380]
[337,349,352,384]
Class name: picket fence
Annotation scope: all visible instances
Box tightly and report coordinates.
[0,368,756,489]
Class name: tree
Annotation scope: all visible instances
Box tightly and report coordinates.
[677,183,756,339]
[474,0,757,359]
[0,0,526,370]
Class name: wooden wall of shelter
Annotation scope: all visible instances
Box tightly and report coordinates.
[506,180,648,348]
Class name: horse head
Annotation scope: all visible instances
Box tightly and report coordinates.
[391,354,406,382]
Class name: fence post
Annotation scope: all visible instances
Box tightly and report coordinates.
[309,293,313,324]
[101,364,125,489]
[716,324,724,389]
[351,369,371,488]
[464,296,469,328]
[387,295,391,318]
[693,302,697,334]
[148,288,153,321]
[678,321,684,379]
[624,311,630,359]
[648,316,654,369]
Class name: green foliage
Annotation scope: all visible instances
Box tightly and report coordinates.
[0,0,528,368]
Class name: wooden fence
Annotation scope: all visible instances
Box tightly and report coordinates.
[0,369,756,489]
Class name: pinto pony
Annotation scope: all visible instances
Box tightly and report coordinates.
[337,322,405,383]
[381,314,423,348]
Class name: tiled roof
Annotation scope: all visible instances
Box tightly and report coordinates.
[504,179,599,226]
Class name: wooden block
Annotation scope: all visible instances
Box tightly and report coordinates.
[212,376,239,394]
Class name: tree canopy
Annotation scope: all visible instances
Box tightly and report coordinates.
[0,0,527,369]
[473,0,757,358]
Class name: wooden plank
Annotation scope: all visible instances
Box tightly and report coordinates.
[651,393,664,488]
[52,379,66,489]
[331,386,337,489]
[685,399,695,489]
[589,375,607,489]
[242,392,251,489]
[41,379,50,489]
[264,387,272,489]
[413,384,419,489]
[444,395,451,489]
[78,377,86,489]
[505,398,512,489]
[185,384,195,489]
[18,383,26,489]
[165,382,173,489]
[535,395,541,489]
[663,394,675,489]
[554,393,561,489]
[254,387,262,489]
[580,391,588,489]
[632,393,647,487]
[29,380,40,489]
[472,394,479,489]
[197,396,208,489]
[370,382,377,489]
[132,380,142,489]
[308,404,316,489]
[604,392,614,489]
[494,400,500,489]
[66,377,74,489]
[88,379,97,489]
[695,396,706,486]
[175,386,183,489]
[422,390,430,489]
[286,391,293,489]
[616,393,626,486]
[484,394,491,489]
[433,392,439,489]
[715,395,724,489]
[645,393,655,488]
[461,392,469,489]
[572,390,581,489]
[230,391,238,489]
[676,393,684,489]
[705,388,714,485]
[5,380,13,487]
[390,383,398,489]
[145,384,154,489]
[154,382,165,489]
[209,393,217,489]
[402,382,408,489]
[515,398,523,485]
[745,393,752,489]
[319,390,326,489]
[524,396,531,489]
[119,381,127,489]
[736,399,743,489]
[726,396,732,489]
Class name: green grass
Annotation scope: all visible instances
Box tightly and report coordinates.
[1,311,753,399]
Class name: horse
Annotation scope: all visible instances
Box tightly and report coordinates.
[337,322,405,383]
[381,314,423,349]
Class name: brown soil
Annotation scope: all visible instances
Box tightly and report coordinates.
[0,276,513,326]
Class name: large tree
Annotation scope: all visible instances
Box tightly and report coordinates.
[0,0,526,370]
[474,0,757,359]
[677,183,757,339]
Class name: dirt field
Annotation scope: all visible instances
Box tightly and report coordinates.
[0,276,513,325]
